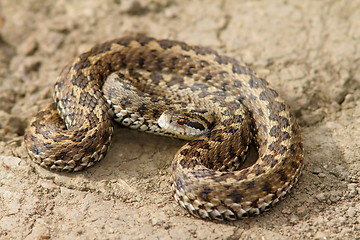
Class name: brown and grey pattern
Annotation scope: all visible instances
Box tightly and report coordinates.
[24,36,304,221]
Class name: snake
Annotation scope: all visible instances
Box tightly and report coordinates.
[24,36,304,221]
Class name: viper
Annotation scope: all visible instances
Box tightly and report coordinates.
[24,36,304,221]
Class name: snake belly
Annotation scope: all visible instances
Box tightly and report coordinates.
[24,36,304,221]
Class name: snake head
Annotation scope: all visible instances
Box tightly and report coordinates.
[157,109,214,140]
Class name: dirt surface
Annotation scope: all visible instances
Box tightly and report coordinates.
[0,0,359,239]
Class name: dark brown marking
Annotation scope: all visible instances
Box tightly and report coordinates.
[129,70,141,79]
[262,182,272,193]
[150,72,162,84]
[31,146,40,155]
[269,126,280,137]
[227,190,243,203]
[278,145,288,154]
[138,104,147,115]
[214,55,223,64]
[232,64,241,74]
[279,131,291,141]
[225,126,236,134]
[246,181,255,189]
[170,56,178,66]
[138,57,145,67]
[234,115,244,122]
[248,76,268,89]
[55,151,68,160]
[120,98,132,107]
[193,46,216,55]
[281,157,289,166]
[179,159,187,168]
[262,154,274,164]
[85,147,96,154]
[205,72,212,80]
[228,144,236,159]
[79,92,99,109]
[291,126,299,134]
[269,114,277,122]
[228,100,241,109]
[200,60,209,67]
[175,178,183,188]
[279,116,290,128]
[102,132,111,141]
[167,76,184,87]
[180,148,189,156]
[155,57,164,71]
[73,59,91,73]
[193,151,201,157]
[71,75,88,89]
[268,142,288,154]
[232,64,254,75]
[137,36,152,46]
[236,169,249,180]
[248,94,257,102]
[186,67,194,76]
[267,101,286,113]
[200,143,210,149]
[150,96,160,103]
[221,83,228,91]
[270,159,278,167]
[255,165,265,176]
[250,201,259,208]
[200,185,212,201]
[191,83,208,91]
[188,140,203,146]
[212,135,223,142]
[114,37,131,47]
[218,71,229,79]
[259,88,279,101]
[178,42,191,51]
[291,161,299,169]
[44,143,53,150]
[276,169,288,182]
[222,110,231,116]
[290,144,297,154]
[152,109,160,118]
[258,108,264,116]
[186,121,205,131]
[234,80,242,87]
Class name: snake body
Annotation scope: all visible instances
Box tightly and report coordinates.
[24,36,304,221]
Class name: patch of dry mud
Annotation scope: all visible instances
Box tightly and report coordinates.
[0,0,359,239]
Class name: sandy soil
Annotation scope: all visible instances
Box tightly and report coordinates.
[0,0,359,239]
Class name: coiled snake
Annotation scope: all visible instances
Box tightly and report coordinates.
[24,36,304,221]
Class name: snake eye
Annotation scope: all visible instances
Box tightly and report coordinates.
[177,118,188,125]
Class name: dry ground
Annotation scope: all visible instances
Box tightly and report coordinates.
[0,0,359,239]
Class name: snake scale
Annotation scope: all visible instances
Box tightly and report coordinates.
[24,36,304,221]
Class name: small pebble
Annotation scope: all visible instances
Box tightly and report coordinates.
[22,57,41,73]
[347,207,357,217]
[296,206,308,217]
[18,36,38,56]
[123,1,147,15]
[289,214,299,224]
[337,216,346,224]
[318,173,326,178]
[316,193,327,201]
[329,191,342,203]
[314,231,327,240]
